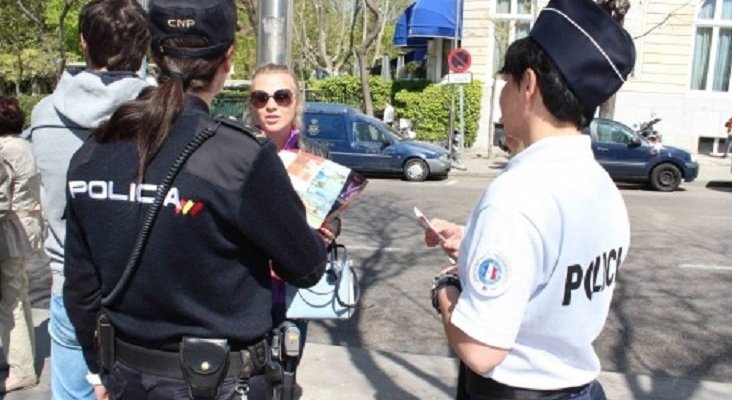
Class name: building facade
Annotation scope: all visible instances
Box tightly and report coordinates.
[404,0,732,154]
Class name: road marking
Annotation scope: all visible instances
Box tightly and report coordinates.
[679,264,732,271]
[348,245,409,253]
[446,180,458,185]
[697,215,732,220]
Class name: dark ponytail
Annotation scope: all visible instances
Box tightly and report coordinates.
[95,36,230,179]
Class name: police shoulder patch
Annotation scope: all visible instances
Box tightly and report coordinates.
[469,252,511,297]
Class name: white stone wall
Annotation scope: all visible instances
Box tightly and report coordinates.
[458,0,732,154]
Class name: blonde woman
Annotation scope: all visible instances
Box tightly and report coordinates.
[248,64,341,377]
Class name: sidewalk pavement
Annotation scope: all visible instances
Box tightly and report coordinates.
[7,308,732,399]
[4,151,730,399]
[450,147,732,183]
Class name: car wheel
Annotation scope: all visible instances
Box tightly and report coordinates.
[403,158,429,182]
[650,163,681,192]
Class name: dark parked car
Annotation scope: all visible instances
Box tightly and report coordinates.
[303,102,451,181]
[582,118,699,191]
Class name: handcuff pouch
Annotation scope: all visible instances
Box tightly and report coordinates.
[179,337,230,398]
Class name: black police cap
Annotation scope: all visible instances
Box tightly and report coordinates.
[530,0,636,122]
[149,0,236,59]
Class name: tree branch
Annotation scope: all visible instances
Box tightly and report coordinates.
[15,0,42,26]
[632,0,692,40]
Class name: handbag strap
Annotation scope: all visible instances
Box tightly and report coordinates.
[331,242,361,309]
[102,122,221,306]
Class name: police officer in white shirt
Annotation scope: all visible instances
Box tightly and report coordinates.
[424,1,636,399]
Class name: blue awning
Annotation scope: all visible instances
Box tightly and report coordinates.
[393,0,463,47]
[393,4,428,48]
[409,0,462,39]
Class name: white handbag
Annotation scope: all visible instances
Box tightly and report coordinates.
[285,243,359,319]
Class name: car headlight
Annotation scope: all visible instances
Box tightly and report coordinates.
[438,153,449,161]
[689,153,696,163]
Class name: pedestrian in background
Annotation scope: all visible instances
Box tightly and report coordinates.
[0,97,37,394]
[383,100,395,128]
[423,0,635,399]
[28,1,150,398]
[63,0,327,399]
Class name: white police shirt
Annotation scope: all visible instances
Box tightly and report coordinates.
[451,135,630,390]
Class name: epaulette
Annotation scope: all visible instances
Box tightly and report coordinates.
[213,114,266,144]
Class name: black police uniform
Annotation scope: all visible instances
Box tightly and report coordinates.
[63,95,327,398]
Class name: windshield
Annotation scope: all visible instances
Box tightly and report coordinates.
[361,115,405,141]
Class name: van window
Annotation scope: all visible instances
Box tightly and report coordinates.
[304,113,346,141]
[353,122,386,142]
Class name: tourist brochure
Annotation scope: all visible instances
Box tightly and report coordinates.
[278,150,368,228]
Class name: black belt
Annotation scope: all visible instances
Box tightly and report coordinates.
[114,338,268,380]
[465,368,589,400]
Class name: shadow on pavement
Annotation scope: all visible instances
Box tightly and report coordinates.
[310,191,456,399]
[33,318,49,379]
[706,180,732,193]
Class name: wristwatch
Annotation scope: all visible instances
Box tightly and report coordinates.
[431,273,461,314]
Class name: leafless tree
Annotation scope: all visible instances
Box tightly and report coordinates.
[16,0,78,79]
[236,0,258,36]
[293,0,354,76]
[352,0,383,116]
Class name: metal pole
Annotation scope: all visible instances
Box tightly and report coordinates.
[257,0,293,67]
[456,0,465,155]
[459,84,465,154]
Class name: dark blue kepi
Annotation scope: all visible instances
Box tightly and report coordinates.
[529,0,636,122]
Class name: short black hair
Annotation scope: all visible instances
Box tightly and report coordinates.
[0,97,25,135]
[79,0,150,71]
[499,37,586,128]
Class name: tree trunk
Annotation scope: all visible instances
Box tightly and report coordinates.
[371,0,390,67]
[354,0,383,116]
[355,50,373,115]
[597,0,630,119]
[55,1,78,79]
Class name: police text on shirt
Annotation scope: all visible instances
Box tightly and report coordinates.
[562,246,623,306]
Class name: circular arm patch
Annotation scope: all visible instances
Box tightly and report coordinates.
[469,253,511,297]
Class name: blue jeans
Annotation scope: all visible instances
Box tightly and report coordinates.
[49,294,95,400]
[466,380,606,400]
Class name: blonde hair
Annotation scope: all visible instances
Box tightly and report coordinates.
[249,63,303,131]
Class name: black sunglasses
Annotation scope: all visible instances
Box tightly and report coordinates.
[250,89,293,108]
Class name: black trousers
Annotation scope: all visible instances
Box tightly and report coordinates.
[103,362,271,400]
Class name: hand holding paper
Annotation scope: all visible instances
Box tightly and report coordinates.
[414,207,460,263]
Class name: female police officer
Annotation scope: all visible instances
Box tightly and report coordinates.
[63,0,327,399]
[425,0,635,399]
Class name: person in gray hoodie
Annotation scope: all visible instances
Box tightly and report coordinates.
[28,1,150,398]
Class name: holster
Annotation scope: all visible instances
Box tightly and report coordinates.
[268,321,301,400]
[179,337,230,399]
[96,313,115,372]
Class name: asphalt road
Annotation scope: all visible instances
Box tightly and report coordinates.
[23,157,732,389]
[306,172,732,386]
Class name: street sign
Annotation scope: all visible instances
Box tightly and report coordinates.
[448,48,472,73]
[447,72,473,84]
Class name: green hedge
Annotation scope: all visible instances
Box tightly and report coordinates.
[305,76,482,146]
[394,80,482,146]
[305,76,392,112]
[18,94,45,129]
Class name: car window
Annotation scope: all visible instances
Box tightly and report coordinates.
[353,122,384,142]
[304,113,346,141]
[596,121,633,145]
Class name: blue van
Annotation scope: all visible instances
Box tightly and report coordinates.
[303,102,451,181]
